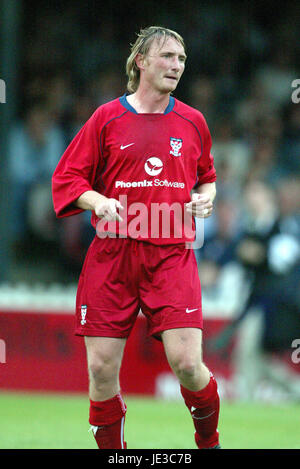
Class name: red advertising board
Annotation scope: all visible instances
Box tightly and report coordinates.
[0,310,232,396]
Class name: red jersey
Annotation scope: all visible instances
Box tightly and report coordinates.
[52,94,216,245]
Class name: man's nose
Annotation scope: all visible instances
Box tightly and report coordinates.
[171,56,181,71]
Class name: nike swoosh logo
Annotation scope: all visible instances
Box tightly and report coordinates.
[191,409,216,420]
[120,143,135,150]
[186,308,198,314]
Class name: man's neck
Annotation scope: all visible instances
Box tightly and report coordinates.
[127,89,171,114]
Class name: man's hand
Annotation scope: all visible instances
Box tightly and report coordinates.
[75,190,124,221]
[185,193,214,218]
[94,197,124,222]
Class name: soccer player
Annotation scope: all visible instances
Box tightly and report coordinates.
[52,26,220,449]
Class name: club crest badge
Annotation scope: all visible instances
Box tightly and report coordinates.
[81,305,87,325]
[170,137,182,157]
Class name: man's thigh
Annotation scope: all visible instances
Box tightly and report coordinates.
[85,336,127,400]
[75,236,140,338]
[139,243,203,338]
[85,336,127,370]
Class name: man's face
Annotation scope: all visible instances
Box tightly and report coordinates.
[138,36,187,94]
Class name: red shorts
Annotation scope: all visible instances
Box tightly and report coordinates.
[75,236,202,338]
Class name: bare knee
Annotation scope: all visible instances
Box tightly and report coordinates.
[88,353,118,385]
[86,350,123,401]
[169,354,210,390]
[170,354,201,380]
[85,337,126,400]
[162,328,210,390]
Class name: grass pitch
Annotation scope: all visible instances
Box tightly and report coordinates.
[0,391,299,449]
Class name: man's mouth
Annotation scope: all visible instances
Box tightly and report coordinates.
[165,76,178,81]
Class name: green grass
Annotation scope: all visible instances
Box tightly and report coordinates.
[0,391,299,449]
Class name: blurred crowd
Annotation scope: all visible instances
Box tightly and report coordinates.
[6,2,300,397]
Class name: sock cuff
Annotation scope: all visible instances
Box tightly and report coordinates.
[89,392,127,426]
[180,373,218,408]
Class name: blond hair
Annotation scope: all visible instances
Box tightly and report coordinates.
[126,26,186,93]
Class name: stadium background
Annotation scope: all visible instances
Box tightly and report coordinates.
[0,0,300,449]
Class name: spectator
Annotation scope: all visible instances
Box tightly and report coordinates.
[211,116,251,191]
[234,79,277,140]
[197,196,246,318]
[8,103,65,248]
[188,76,217,128]
[277,176,300,239]
[254,46,297,109]
[247,138,287,185]
[209,180,300,400]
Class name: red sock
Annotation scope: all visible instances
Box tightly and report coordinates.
[89,393,127,449]
[180,373,220,449]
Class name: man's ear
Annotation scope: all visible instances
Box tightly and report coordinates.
[135,53,145,71]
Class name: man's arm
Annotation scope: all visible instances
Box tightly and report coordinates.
[75,190,124,222]
[186,182,216,218]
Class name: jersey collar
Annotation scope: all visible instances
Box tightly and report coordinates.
[119,93,175,115]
